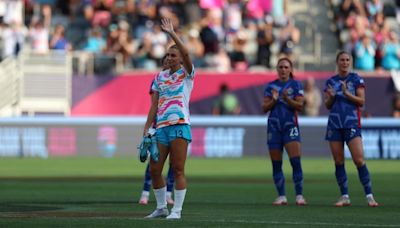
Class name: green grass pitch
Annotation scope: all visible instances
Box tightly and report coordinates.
[0,157,399,227]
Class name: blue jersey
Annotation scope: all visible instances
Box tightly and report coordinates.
[324,72,365,129]
[264,79,304,130]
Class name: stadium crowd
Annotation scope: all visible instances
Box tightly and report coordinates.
[0,0,303,73]
[331,0,400,71]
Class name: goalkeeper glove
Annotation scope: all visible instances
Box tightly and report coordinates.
[138,136,152,163]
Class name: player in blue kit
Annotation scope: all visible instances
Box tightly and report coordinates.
[138,163,175,205]
[324,51,378,207]
[262,57,307,206]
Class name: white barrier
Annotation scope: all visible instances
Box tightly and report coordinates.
[0,116,399,159]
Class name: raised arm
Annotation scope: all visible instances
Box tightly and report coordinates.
[160,18,193,74]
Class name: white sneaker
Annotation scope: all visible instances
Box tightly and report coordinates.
[367,195,378,207]
[145,208,169,218]
[272,196,288,205]
[166,211,181,219]
[295,195,307,206]
[335,195,351,207]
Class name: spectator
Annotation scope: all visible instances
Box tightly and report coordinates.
[302,77,322,116]
[185,28,205,68]
[256,16,274,68]
[1,22,27,58]
[381,31,400,70]
[272,0,288,27]
[224,0,243,33]
[345,13,370,54]
[0,0,24,25]
[149,23,168,66]
[105,21,136,65]
[365,0,383,22]
[28,19,49,54]
[133,31,157,69]
[212,83,241,115]
[82,26,106,53]
[92,0,112,28]
[278,18,300,60]
[49,23,71,51]
[206,47,231,72]
[230,30,248,71]
[133,0,157,40]
[354,35,376,71]
[246,0,272,22]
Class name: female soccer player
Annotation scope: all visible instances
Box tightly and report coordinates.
[324,51,378,207]
[262,57,307,206]
[142,18,194,219]
[139,55,175,206]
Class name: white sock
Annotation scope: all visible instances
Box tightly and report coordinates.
[166,191,172,199]
[141,191,150,197]
[153,186,167,209]
[366,194,373,198]
[171,189,187,213]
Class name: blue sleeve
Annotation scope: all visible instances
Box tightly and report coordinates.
[294,80,304,97]
[353,74,365,89]
[264,84,272,97]
[324,78,333,92]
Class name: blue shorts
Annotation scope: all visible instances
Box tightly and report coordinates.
[325,128,361,143]
[267,125,301,150]
[156,124,192,146]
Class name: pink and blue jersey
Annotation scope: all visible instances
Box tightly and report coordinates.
[152,66,195,129]
[264,79,304,130]
[324,72,365,129]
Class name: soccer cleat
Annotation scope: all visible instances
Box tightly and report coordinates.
[145,208,169,218]
[272,196,288,205]
[149,136,159,162]
[166,211,181,219]
[334,195,351,207]
[367,195,379,207]
[138,137,152,163]
[295,195,307,206]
